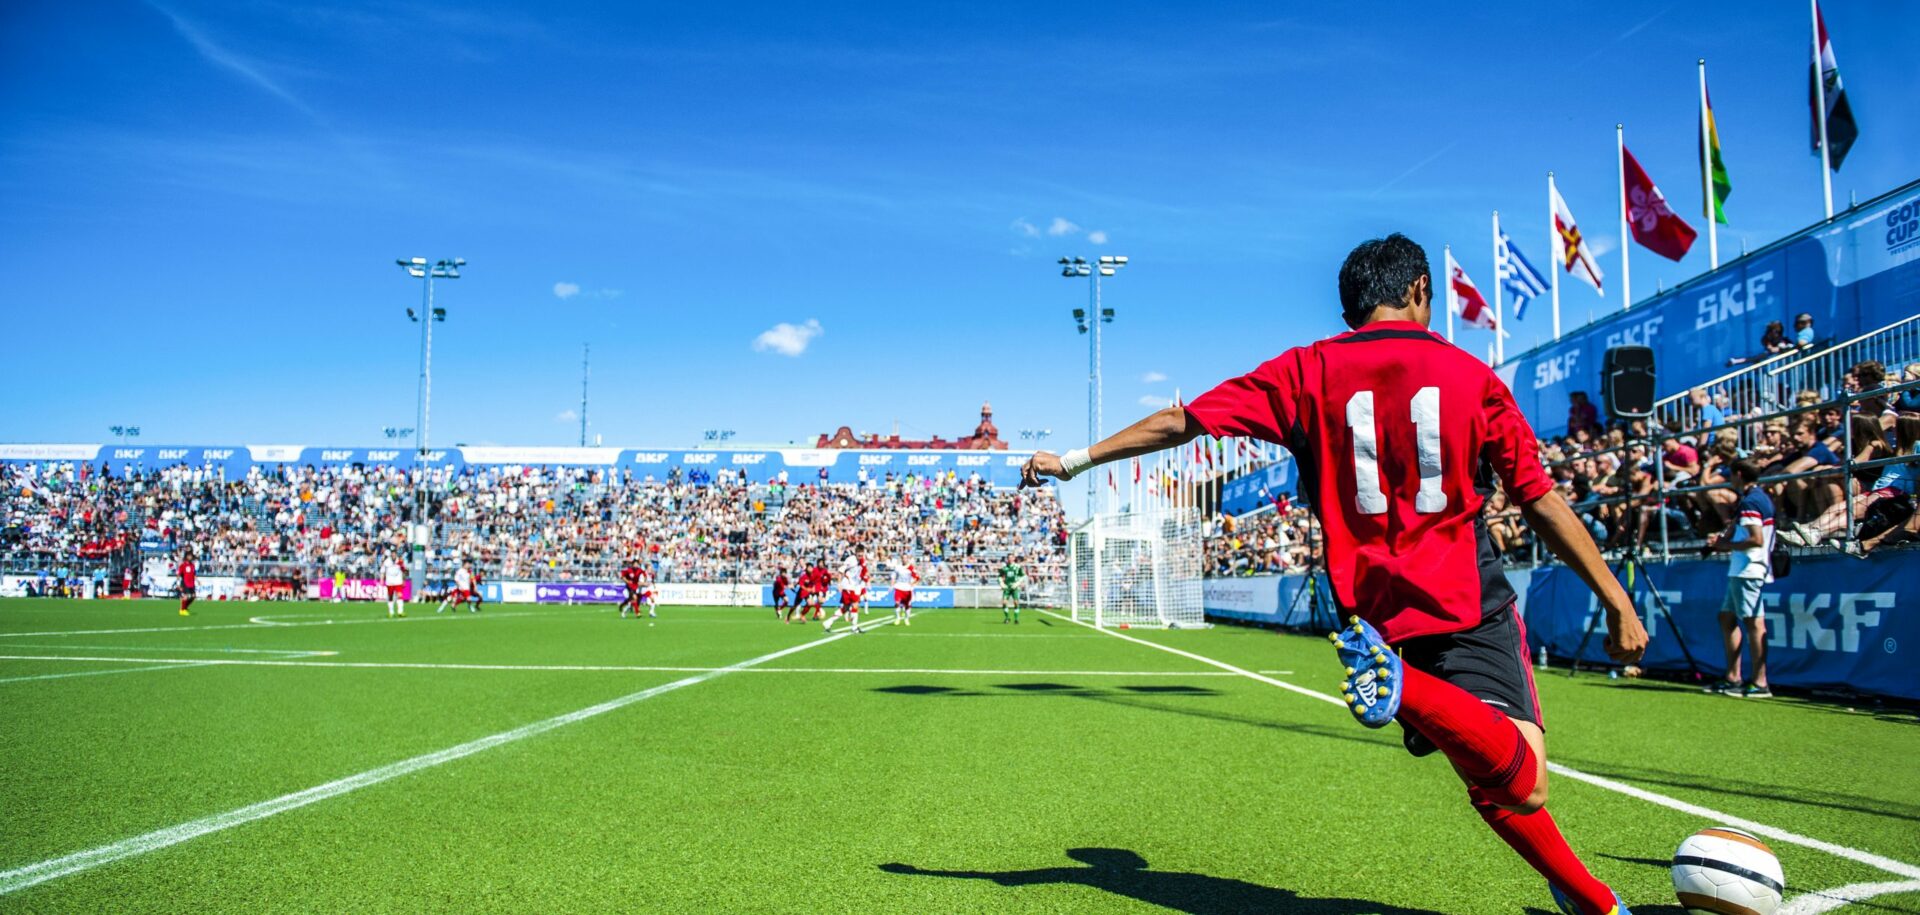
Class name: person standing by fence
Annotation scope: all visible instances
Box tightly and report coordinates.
[1705,461,1774,699]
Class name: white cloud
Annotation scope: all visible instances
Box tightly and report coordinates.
[1011,218,1039,238]
[753,319,823,357]
[555,409,577,423]
[553,281,581,299]
[1087,230,1109,244]
[1047,217,1080,237]
[1138,394,1172,407]
[1141,371,1167,383]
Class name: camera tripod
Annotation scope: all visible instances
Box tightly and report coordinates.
[1567,552,1704,680]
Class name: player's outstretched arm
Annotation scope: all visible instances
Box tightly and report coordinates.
[1021,406,1205,487]
[1518,490,1649,664]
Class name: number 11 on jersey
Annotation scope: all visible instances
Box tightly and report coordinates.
[1347,387,1446,516]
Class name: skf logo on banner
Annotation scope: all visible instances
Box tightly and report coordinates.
[158,448,189,460]
[322,450,353,461]
[205,449,234,460]
[1690,272,1775,330]
[1603,314,1666,349]
[113,448,145,459]
[1889,201,1920,255]
[859,454,892,465]
[1533,351,1579,390]
[1005,455,1026,465]
[956,455,990,466]
[683,453,717,464]
[630,452,667,464]
[368,450,399,461]
[420,451,447,462]
[906,455,940,466]
[731,453,767,464]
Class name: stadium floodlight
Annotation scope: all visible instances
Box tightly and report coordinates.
[1055,252,1130,518]
[394,255,466,596]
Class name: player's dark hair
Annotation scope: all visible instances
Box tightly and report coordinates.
[1730,460,1762,485]
[1338,233,1430,327]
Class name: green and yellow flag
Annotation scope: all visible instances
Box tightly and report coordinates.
[1701,80,1731,224]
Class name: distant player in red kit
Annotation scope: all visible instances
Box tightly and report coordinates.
[174,551,197,616]
[888,553,919,626]
[805,560,830,621]
[620,556,645,618]
[772,568,791,620]
[1024,234,1649,915]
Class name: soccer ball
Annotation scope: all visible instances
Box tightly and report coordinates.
[1671,827,1784,915]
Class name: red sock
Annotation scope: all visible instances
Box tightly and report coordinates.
[1472,789,1615,915]
[1397,665,1537,806]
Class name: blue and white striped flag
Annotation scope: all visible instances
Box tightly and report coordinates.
[1494,230,1549,319]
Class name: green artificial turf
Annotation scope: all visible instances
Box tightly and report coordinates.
[1,597,1916,913]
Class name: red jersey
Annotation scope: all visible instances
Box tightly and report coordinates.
[1186,321,1551,642]
[176,560,197,589]
[621,566,643,588]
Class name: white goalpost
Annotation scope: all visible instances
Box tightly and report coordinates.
[1066,509,1205,629]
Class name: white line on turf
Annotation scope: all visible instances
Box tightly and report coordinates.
[0,609,596,639]
[246,616,294,626]
[1034,609,1920,889]
[0,654,1239,678]
[1,645,336,657]
[0,662,215,686]
[0,626,872,897]
[1777,879,1920,915]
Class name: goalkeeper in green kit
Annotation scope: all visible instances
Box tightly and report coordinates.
[998,559,1025,624]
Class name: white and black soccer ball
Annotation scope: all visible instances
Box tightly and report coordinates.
[1671,827,1785,915]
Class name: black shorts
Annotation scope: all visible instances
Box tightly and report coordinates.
[179,586,196,597]
[1395,601,1542,758]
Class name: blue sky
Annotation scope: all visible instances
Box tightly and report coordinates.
[2,0,1915,454]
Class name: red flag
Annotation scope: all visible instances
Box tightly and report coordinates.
[1445,249,1496,330]
[1132,458,1141,483]
[1621,145,1697,261]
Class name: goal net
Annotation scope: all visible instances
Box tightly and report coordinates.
[1066,509,1205,629]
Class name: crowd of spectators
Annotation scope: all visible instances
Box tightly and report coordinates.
[1,461,1070,588]
[1202,357,1920,576]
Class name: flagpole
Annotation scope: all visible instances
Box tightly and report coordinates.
[1616,123,1632,312]
[1443,245,1456,343]
[1811,0,1834,220]
[1491,210,1504,365]
[1699,59,1719,269]
[1549,172,1562,340]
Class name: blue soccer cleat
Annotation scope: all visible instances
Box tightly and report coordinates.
[1326,615,1400,728]
[1551,884,1631,915]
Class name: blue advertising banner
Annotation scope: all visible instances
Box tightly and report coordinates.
[1218,458,1299,516]
[1525,554,1918,701]
[535,583,626,604]
[1499,180,1920,436]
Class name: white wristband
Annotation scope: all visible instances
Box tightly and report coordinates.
[1058,448,1093,480]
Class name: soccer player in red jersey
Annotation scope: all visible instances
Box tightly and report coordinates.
[1024,234,1649,915]
[772,568,791,621]
[174,551,197,616]
[619,557,645,618]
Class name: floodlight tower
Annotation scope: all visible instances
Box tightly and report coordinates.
[1058,254,1126,517]
[395,256,463,594]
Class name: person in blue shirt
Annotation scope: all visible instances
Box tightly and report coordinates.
[1793,313,1816,348]
[1705,461,1774,699]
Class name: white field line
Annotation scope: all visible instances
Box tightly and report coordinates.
[1,644,335,657]
[0,627,867,896]
[0,662,215,686]
[0,654,1240,678]
[1034,609,1920,889]
[1778,879,1920,914]
[0,609,601,640]
[247,616,294,626]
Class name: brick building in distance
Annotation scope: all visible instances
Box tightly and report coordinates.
[815,402,1008,450]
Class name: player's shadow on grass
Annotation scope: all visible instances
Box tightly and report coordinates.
[880,847,1442,915]
[872,682,1398,750]
[1558,758,1920,825]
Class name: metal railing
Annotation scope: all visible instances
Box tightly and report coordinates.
[1653,313,1920,442]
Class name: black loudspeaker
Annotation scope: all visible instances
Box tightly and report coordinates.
[1601,345,1656,420]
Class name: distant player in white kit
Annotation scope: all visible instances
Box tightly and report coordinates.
[889,553,919,626]
[381,552,407,618]
[437,563,475,613]
[823,551,865,634]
